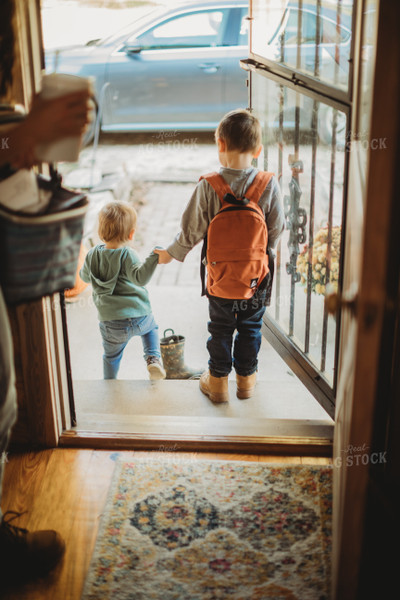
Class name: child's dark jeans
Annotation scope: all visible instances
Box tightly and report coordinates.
[207,290,267,378]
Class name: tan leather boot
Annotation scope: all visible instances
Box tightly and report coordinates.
[199,371,229,403]
[236,372,257,399]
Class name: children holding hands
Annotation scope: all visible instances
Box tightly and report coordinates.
[154,108,285,403]
[81,108,284,400]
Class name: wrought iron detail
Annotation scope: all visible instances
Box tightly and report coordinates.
[284,155,307,284]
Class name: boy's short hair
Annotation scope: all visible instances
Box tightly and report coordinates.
[98,201,137,243]
[215,109,262,153]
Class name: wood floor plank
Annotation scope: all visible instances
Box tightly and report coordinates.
[194,454,303,464]
[1,449,109,600]
[2,450,53,526]
[300,456,333,465]
[24,449,91,534]
[60,450,116,600]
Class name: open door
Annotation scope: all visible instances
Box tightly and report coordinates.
[247,0,400,594]
[331,0,400,596]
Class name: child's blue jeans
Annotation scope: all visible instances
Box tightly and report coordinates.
[207,291,267,378]
[99,314,161,379]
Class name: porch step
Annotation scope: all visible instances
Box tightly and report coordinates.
[72,379,334,448]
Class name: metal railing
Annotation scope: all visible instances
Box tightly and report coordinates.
[248,0,351,412]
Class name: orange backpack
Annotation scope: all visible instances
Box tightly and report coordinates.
[200,171,274,300]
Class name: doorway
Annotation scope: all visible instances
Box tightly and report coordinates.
[41,0,341,451]
[62,131,332,444]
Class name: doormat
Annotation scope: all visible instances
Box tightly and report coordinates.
[81,458,332,600]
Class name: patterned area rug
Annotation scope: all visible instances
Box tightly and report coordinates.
[82,458,332,600]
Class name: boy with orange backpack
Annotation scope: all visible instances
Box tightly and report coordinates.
[155,109,285,403]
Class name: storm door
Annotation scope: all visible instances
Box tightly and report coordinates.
[243,0,356,418]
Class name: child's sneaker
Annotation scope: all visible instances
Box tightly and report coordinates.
[146,356,166,380]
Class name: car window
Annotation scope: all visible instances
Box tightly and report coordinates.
[239,9,249,46]
[133,10,228,50]
[284,8,350,45]
[282,9,299,44]
[301,12,317,43]
[251,0,354,92]
[321,16,351,44]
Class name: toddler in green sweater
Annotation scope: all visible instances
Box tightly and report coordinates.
[80,201,165,380]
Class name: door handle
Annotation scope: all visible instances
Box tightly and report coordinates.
[326,291,388,330]
[198,63,221,74]
[325,291,358,317]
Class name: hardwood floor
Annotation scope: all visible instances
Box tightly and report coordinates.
[1,449,331,600]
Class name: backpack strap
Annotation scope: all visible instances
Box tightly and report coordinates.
[200,233,208,296]
[199,172,234,202]
[200,171,274,205]
[243,171,274,204]
[199,173,233,296]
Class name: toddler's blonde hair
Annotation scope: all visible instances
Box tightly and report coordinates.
[98,201,137,243]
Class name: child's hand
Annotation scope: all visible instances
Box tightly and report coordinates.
[154,248,173,264]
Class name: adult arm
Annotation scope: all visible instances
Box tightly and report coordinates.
[0,91,91,169]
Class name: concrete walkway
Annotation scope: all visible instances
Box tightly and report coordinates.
[65,134,218,382]
[65,170,329,421]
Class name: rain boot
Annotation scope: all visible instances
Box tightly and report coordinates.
[160,329,203,379]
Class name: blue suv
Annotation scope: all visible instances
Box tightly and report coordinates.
[46,0,351,141]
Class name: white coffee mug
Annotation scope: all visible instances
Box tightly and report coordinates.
[35,73,92,163]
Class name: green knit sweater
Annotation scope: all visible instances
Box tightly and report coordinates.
[80,245,158,322]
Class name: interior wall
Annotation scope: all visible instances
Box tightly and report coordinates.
[7,0,61,449]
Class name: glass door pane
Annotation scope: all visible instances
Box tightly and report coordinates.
[252,71,347,391]
[251,0,354,94]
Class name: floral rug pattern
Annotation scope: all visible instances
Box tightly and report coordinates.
[81,459,332,600]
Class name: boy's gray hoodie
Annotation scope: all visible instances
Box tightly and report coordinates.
[80,245,158,322]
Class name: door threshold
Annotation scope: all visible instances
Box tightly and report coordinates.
[60,415,333,456]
